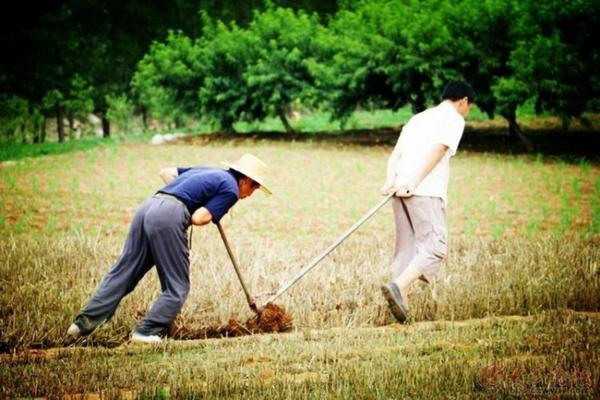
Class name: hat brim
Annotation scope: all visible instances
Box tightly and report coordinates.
[221,162,272,194]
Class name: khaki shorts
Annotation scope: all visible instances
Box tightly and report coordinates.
[391,195,447,283]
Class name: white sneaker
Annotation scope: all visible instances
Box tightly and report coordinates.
[131,331,162,344]
[67,323,81,338]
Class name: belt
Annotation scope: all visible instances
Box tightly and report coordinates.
[153,193,187,210]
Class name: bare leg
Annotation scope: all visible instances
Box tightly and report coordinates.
[393,264,422,309]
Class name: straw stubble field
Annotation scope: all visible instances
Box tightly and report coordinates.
[0,138,599,398]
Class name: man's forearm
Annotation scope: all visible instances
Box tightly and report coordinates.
[394,144,448,197]
[159,167,178,184]
[191,207,212,226]
[411,144,448,187]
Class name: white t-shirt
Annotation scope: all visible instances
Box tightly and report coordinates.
[395,101,465,203]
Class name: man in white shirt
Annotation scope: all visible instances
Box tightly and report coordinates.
[380,80,476,323]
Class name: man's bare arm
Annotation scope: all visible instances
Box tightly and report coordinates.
[159,167,178,184]
[191,207,213,226]
[395,144,448,197]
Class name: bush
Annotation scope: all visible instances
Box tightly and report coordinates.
[106,94,135,134]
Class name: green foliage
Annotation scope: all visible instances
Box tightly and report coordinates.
[492,77,531,120]
[197,8,323,132]
[64,75,94,120]
[0,95,29,141]
[309,5,397,122]
[198,21,256,132]
[106,94,135,134]
[0,137,115,162]
[244,8,320,132]
[439,0,523,118]
[381,0,458,111]
[3,0,600,139]
[132,31,202,125]
[231,107,412,133]
[501,0,600,124]
[41,89,64,114]
[310,0,463,122]
[2,76,94,143]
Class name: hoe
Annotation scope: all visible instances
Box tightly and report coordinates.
[263,193,394,306]
[214,194,393,334]
[216,222,258,313]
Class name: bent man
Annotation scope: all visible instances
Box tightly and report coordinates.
[67,154,271,343]
[380,80,476,323]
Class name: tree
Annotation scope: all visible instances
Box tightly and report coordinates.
[438,0,535,149]
[86,0,202,137]
[0,95,29,143]
[244,8,320,133]
[132,31,203,128]
[64,75,94,138]
[310,0,457,125]
[0,0,204,139]
[42,90,66,143]
[309,6,396,124]
[198,21,256,132]
[106,94,134,134]
[381,0,458,113]
[502,0,600,127]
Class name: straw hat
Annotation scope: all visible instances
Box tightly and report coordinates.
[222,154,272,194]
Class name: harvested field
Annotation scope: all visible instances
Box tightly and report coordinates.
[0,134,598,398]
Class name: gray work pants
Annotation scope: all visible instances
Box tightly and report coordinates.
[391,196,447,283]
[74,195,191,336]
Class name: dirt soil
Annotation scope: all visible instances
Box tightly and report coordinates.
[168,303,293,339]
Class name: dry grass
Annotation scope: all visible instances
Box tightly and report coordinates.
[0,231,597,351]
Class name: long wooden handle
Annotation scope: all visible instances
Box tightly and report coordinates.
[216,222,256,311]
[265,193,394,305]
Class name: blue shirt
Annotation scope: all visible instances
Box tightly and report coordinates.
[157,167,239,223]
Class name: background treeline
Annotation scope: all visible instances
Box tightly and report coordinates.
[1,0,598,144]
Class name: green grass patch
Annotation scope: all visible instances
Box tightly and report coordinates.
[0,137,114,163]
[230,106,492,133]
[0,132,158,163]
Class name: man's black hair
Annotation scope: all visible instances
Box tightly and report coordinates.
[442,80,476,103]
[229,169,248,181]
[230,169,259,187]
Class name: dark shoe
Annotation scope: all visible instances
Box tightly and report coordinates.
[381,282,409,323]
[71,316,98,336]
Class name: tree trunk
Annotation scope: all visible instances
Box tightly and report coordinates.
[6,124,14,142]
[410,98,426,114]
[141,106,148,130]
[222,120,237,134]
[33,116,41,143]
[505,114,534,152]
[102,116,110,138]
[277,109,295,134]
[68,112,75,139]
[41,117,47,143]
[20,123,27,144]
[56,106,65,143]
